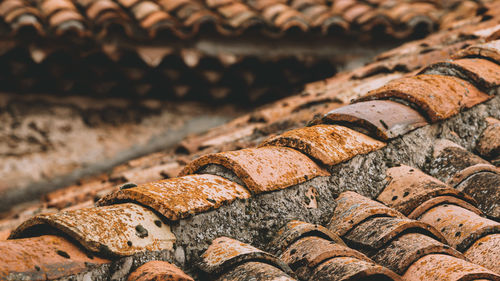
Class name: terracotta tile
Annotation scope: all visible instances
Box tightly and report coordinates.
[454,40,500,65]
[418,204,500,252]
[98,174,250,221]
[0,235,109,280]
[371,232,464,275]
[477,119,500,159]
[343,216,447,253]
[455,172,500,220]
[420,58,500,94]
[214,261,296,281]
[10,203,176,257]
[280,236,372,279]
[464,234,500,274]
[198,237,293,276]
[328,191,405,236]
[179,146,329,193]
[313,100,428,140]
[403,254,499,281]
[431,139,491,182]
[119,162,182,184]
[357,74,491,122]
[127,261,194,281]
[447,163,499,187]
[378,165,476,216]
[310,256,401,281]
[269,220,346,256]
[408,195,482,220]
[260,124,385,166]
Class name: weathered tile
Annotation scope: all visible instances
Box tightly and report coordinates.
[464,234,500,274]
[280,236,371,279]
[313,100,428,140]
[0,235,109,280]
[98,174,250,221]
[418,204,500,252]
[371,233,464,275]
[198,237,293,276]
[378,165,477,216]
[477,118,500,160]
[328,191,405,236]
[408,195,482,219]
[179,146,329,193]
[260,124,385,166]
[269,220,346,256]
[10,203,175,257]
[357,74,491,122]
[310,256,402,281]
[127,261,194,281]
[403,254,500,281]
[214,261,296,281]
[420,58,500,94]
[343,216,447,253]
[454,40,500,64]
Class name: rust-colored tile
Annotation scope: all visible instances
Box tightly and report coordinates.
[313,100,428,140]
[357,74,491,123]
[127,261,194,281]
[0,235,109,280]
[199,237,293,276]
[477,118,500,160]
[280,236,371,279]
[464,234,500,274]
[372,233,464,275]
[269,220,346,256]
[418,204,500,252]
[328,191,405,236]
[454,40,500,64]
[378,165,476,216]
[455,172,500,220]
[448,163,499,187]
[260,124,385,166]
[215,261,296,281]
[420,58,500,94]
[343,216,447,253]
[310,256,402,281]
[10,203,175,257]
[403,254,499,281]
[408,195,482,220]
[179,146,329,193]
[98,174,250,221]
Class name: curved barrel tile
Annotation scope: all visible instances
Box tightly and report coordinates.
[215,261,297,281]
[408,195,482,219]
[456,172,500,220]
[199,237,294,276]
[403,254,500,281]
[448,164,499,187]
[260,124,385,166]
[418,204,500,252]
[313,100,428,140]
[269,220,346,256]
[98,174,250,221]
[280,236,372,279]
[179,146,329,193]
[378,165,476,216]
[477,118,500,160]
[454,40,500,64]
[328,191,405,236]
[127,261,194,281]
[464,234,500,274]
[9,203,175,257]
[356,74,491,122]
[420,58,500,94]
[310,256,402,281]
[0,235,109,280]
[371,232,464,275]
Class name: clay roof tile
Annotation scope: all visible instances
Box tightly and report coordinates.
[127,261,194,281]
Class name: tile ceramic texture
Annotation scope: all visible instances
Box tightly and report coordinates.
[1,8,500,281]
[126,261,194,281]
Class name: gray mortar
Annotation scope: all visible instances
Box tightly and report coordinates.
[52,95,499,281]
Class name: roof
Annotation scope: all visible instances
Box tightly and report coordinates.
[0,1,500,280]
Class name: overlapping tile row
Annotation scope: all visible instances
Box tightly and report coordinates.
[477,117,500,166]
[0,47,336,101]
[329,191,500,280]
[429,139,500,219]
[377,165,500,273]
[127,261,194,281]
[0,0,466,39]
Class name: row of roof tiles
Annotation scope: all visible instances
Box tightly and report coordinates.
[0,27,499,279]
[0,0,480,39]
